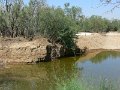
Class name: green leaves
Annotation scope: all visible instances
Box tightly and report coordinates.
[0,0,80,49]
[38,7,77,49]
[79,15,120,33]
[1,0,120,50]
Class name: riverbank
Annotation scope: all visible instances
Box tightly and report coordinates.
[0,32,120,65]
[77,32,120,50]
[0,36,80,65]
[0,37,50,64]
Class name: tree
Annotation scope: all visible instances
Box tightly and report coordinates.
[38,7,77,49]
[100,0,120,11]
[0,0,120,52]
[70,6,82,21]
[64,3,82,20]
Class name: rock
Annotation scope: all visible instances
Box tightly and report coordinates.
[44,44,63,61]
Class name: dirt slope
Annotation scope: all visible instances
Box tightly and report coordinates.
[0,37,49,64]
[77,32,120,50]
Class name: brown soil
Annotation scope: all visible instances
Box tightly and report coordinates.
[0,37,50,65]
[77,32,120,50]
[1,32,120,65]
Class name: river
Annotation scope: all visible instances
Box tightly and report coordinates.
[0,51,120,90]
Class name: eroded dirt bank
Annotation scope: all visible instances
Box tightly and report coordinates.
[0,32,120,65]
[0,37,51,64]
[77,32,120,50]
[0,37,82,65]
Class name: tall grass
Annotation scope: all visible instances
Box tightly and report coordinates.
[54,76,119,90]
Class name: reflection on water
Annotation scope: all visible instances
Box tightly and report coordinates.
[0,51,120,90]
[0,57,80,90]
[90,51,120,64]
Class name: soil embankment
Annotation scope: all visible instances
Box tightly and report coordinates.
[0,32,120,65]
[77,32,120,50]
[0,37,50,64]
[0,37,80,65]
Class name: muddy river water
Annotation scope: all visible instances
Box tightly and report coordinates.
[0,51,120,90]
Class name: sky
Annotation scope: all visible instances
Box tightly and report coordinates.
[24,0,120,20]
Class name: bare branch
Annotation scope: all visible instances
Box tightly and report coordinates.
[100,0,120,12]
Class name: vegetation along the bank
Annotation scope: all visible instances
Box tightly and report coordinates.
[0,0,120,59]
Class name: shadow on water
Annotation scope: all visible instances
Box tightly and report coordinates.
[0,51,120,90]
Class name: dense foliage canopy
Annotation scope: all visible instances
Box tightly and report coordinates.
[0,0,120,49]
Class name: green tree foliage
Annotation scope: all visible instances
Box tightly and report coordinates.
[0,0,120,50]
[38,7,78,49]
[80,15,120,33]
[64,3,82,21]
[0,0,82,50]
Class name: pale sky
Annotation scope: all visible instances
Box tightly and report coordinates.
[24,0,120,20]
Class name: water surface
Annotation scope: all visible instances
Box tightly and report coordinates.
[0,51,120,90]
